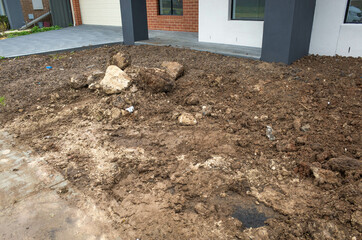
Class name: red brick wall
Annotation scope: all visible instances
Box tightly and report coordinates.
[20,0,51,24]
[71,0,82,26]
[146,0,198,32]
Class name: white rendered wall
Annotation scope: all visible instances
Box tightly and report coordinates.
[199,0,264,48]
[310,0,362,57]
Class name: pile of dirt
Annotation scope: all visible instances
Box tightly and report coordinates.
[0,45,361,239]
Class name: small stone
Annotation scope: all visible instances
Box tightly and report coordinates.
[220,192,227,198]
[130,85,138,93]
[18,109,24,113]
[100,65,131,94]
[50,93,60,102]
[310,166,340,185]
[185,95,200,106]
[111,108,121,119]
[195,113,203,119]
[301,124,311,132]
[121,109,128,116]
[201,105,212,116]
[316,151,331,162]
[161,61,184,80]
[178,113,197,126]
[194,203,208,215]
[277,140,297,152]
[110,52,131,70]
[293,118,301,131]
[296,136,307,145]
[225,108,232,115]
[88,83,100,90]
[70,74,87,89]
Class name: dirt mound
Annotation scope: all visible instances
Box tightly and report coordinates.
[0,45,361,239]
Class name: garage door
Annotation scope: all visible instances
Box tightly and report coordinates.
[79,0,122,26]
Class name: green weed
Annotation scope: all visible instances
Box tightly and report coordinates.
[0,96,5,106]
[6,25,62,38]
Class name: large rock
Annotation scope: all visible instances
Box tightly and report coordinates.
[100,65,131,94]
[138,68,175,93]
[70,70,104,89]
[110,52,130,70]
[162,61,184,80]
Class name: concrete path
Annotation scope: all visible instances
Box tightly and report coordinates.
[0,130,119,240]
[138,30,261,60]
[0,25,261,59]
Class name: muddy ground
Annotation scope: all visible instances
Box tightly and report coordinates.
[0,45,361,240]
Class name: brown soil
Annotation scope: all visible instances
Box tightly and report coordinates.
[0,45,361,240]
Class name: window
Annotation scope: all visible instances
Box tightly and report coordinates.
[231,0,265,21]
[32,0,44,10]
[345,0,362,23]
[159,0,183,16]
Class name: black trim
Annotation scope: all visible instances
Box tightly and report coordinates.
[344,0,352,23]
[230,0,265,21]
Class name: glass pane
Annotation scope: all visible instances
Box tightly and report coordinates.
[160,0,172,15]
[232,0,265,20]
[346,0,362,23]
[172,0,183,15]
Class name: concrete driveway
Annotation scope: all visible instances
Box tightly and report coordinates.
[0,25,123,58]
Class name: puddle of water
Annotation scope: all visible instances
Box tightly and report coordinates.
[232,206,269,228]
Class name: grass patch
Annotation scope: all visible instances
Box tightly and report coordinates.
[4,26,61,39]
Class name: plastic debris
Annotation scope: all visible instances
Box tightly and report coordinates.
[46,66,53,70]
[266,126,276,141]
[125,106,134,113]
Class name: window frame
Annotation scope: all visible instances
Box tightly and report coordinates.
[230,0,265,21]
[159,0,183,16]
[344,0,362,24]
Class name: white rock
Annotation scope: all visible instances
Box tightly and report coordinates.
[178,113,197,126]
[100,65,131,94]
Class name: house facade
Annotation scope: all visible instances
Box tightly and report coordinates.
[1,0,51,29]
[70,0,361,61]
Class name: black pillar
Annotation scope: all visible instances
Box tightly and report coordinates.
[261,0,316,64]
[120,0,149,45]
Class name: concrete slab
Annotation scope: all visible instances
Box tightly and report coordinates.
[0,25,261,60]
[0,130,119,239]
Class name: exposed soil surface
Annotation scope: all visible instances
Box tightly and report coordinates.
[0,45,361,240]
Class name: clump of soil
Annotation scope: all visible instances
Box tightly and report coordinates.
[0,45,361,240]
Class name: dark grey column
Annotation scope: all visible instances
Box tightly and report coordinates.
[261,0,316,64]
[49,0,73,28]
[3,0,25,29]
[120,0,149,45]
